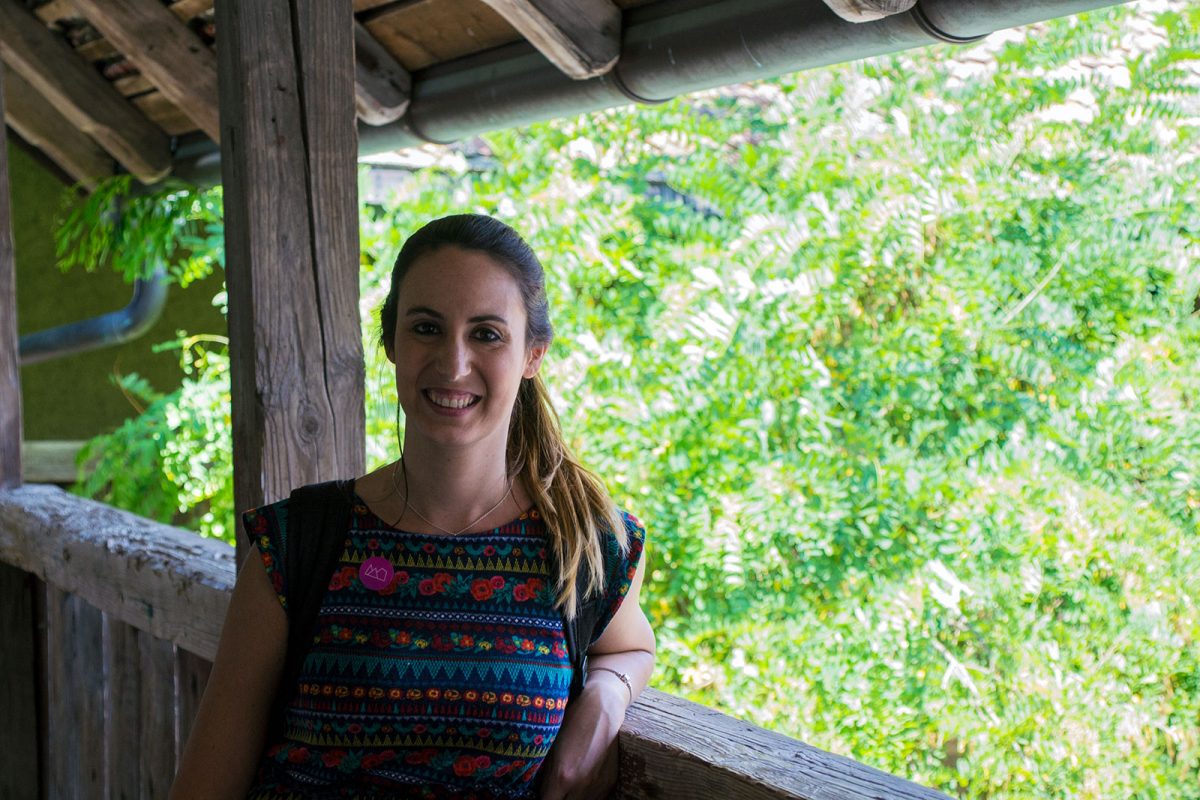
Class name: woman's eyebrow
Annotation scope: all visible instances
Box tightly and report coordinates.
[405,306,509,325]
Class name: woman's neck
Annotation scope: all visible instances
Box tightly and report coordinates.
[393,435,517,532]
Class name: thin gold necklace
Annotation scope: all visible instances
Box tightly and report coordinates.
[389,458,513,535]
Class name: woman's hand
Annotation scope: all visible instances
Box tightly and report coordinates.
[538,675,628,800]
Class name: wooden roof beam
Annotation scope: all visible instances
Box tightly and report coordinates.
[72,0,220,142]
[354,21,411,126]
[479,0,620,80]
[3,70,113,189]
[0,0,170,183]
[821,0,916,22]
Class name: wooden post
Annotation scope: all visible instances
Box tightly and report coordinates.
[0,58,39,800]
[0,50,20,488]
[216,0,365,561]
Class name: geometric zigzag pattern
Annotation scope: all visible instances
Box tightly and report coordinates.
[242,495,645,799]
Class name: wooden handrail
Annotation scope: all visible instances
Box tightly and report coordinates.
[0,483,233,659]
[0,484,950,800]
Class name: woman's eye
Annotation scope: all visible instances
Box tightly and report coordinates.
[413,322,439,335]
[475,328,502,343]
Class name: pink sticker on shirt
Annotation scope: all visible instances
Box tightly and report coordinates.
[359,556,394,591]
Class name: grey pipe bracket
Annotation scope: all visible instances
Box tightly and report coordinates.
[608,64,673,106]
[910,2,988,45]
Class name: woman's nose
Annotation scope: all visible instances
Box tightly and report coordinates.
[435,337,470,380]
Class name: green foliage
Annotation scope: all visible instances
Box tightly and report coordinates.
[67,2,1200,797]
[60,177,230,538]
[55,176,224,287]
[74,335,235,541]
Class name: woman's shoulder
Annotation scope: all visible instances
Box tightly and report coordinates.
[608,508,647,549]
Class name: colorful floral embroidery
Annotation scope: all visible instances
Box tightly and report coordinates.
[244,497,645,799]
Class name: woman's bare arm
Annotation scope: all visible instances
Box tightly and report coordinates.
[170,547,288,799]
[539,546,656,800]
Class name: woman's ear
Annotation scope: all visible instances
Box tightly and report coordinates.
[523,344,548,379]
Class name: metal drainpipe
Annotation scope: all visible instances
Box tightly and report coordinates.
[18,263,168,366]
[165,0,1126,184]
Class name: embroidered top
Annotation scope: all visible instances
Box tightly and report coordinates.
[242,494,646,800]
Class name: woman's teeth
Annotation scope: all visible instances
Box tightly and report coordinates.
[427,390,478,409]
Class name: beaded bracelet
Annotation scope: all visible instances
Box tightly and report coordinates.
[589,666,633,704]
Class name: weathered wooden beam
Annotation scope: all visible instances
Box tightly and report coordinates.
[104,615,143,795]
[0,0,171,182]
[0,564,38,800]
[618,688,952,800]
[73,0,220,142]
[0,484,235,660]
[216,0,365,559]
[36,0,215,27]
[820,0,916,23]
[3,70,112,189]
[354,20,411,125]
[175,648,213,764]
[45,587,105,797]
[19,440,96,485]
[479,0,620,79]
[0,61,19,491]
[139,626,177,796]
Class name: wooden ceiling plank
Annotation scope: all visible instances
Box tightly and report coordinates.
[479,0,620,79]
[130,91,199,137]
[353,0,395,12]
[113,73,154,97]
[74,36,117,62]
[3,69,113,189]
[0,0,170,182]
[34,0,79,25]
[363,0,517,72]
[167,0,214,22]
[354,20,411,125]
[821,0,916,22]
[73,0,219,142]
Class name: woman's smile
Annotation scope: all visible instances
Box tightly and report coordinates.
[424,388,481,412]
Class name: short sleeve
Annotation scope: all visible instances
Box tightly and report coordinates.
[242,498,291,612]
[588,510,647,646]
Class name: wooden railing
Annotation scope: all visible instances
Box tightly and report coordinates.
[0,484,950,800]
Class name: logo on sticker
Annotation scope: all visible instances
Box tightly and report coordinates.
[359,556,394,591]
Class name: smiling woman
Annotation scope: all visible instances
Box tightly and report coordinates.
[171,215,656,799]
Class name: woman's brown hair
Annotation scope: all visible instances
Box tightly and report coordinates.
[379,214,627,619]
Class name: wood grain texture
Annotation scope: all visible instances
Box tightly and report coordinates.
[0,484,234,661]
[354,20,411,125]
[479,0,620,78]
[0,0,170,182]
[363,0,519,71]
[0,61,20,489]
[617,688,952,800]
[105,616,142,800]
[3,68,113,188]
[139,628,176,798]
[821,0,916,22]
[174,647,213,764]
[130,89,197,135]
[45,587,106,797]
[36,0,215,26]
[217,0,365,559]
[20,440,93,485]
[0,563,39,800]
[73,0,220,141]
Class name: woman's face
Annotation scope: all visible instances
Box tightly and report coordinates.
[386,246,546,455]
